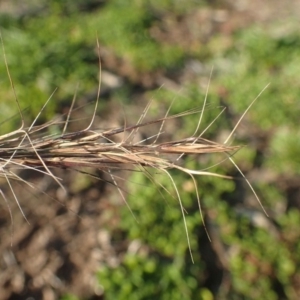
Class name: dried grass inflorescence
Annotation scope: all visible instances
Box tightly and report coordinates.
[0,35,268,261]
[0,109,240,174]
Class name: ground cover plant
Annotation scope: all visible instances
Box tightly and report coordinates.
[0,1,300,299]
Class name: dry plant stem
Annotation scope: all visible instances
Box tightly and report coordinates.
[0,126,241,169]
[0,33,269,262]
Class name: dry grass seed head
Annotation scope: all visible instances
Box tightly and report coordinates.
[0,34,269,260]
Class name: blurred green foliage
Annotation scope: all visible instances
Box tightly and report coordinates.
[1,0,300,299]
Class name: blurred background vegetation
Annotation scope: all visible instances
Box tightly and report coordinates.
[1,0,300,299]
